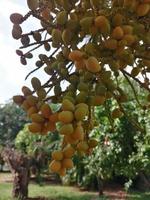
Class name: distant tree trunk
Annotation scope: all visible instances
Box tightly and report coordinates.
[2,148,30,200]
[97,175,103,196]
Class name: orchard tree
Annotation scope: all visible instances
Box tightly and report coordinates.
[12,0,150,177]
[0,102,28,146]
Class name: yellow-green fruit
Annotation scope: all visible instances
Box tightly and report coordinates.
[27,0,39,10]
[56,11,68,25]
[77,141,89,151]
[76,103,89,111]
[26,95,38,106]
[77,82,89,92]
[123,34,135,46]
[112,13,124,26]
[80,17,93,32]
[62,29,72,45]
[68,50,84,61]
[52,29,62,44]
[122,25,133,34]
[72,125,84,140]
[94,16,110,34]
[136,3,150,16]
[59,124,74,135]
[40,103,52,118]
[37,88,47,100]
[13,95,24,105]
[131,67,141,77]
[62,99,75,112]
[49,160,61,172]
[51,150,63,161]
[88,139,98,148]
[74,107,88,121]
[63,146,75,158]
[31,77,41,91]
[58,111,74,123]
[112,26,124,40]
[104,38,118,50]
[111,108,123,119]
[62,159,74,169]
[31,113,45,123]
[76,92,87,103]
[86,56,101,73]
[28,122,42,133]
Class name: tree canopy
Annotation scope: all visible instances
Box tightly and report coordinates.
[11,0,150,176]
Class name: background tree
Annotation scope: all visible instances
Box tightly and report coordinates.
[0,101,28,146]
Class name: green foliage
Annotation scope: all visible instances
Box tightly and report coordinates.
[0,101,28,146]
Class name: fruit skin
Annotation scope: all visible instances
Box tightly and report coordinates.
[62,159,74,169]
[28,123,42,133]
[58,111,74,123]
[13,95,24,105]
[74,107,88,121]
[94,16,110,34]
[41,103,52,118]
[112,26,124,40]
[27,0,39,10]
[68,50,84,61]
[31,77,41,91]
[104,39,118,50]
[111,108,123,119]
[56,11,67,25]
[59,124,74,135]
[123,34,135,46]
[51,151,63,161]
[62,99,75,112]
[10,13,23,24]
[31,113,45,123]
[72,125,84,140]
[88,139,98,148]
[85,56,101,73]
[136,3,150,17]
[49,160,61,172]
[63,146,75,158]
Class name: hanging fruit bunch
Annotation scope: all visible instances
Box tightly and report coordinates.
[12,0,150,176]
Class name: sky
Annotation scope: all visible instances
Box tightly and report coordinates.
[0,0,40,104]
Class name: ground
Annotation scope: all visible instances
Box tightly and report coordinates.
[0,173,150,200]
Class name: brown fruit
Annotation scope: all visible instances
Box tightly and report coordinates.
[58,168,66,176]
[31,113,45,123]
[28,122,42,133]
[112,26,124,40]
[49,113,59,123]
[10,13,23,24]
[111,108,123,119]
[85,56,101,73]
[41,103,52,118]
[104,38,118,50]
[22,86,32,96]
[62,99,75,112]
[136,3,150,17]
[74,107,88,121]
[13,95,24,105]
[27,0,39,10]
[12,24,22,39]
[68,50,84,61]
[31,77,41,91]
[123,34,135,46]
[59,124,74,135]
[94,16,110,34]
[27,106,38,117]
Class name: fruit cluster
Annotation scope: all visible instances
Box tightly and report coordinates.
[12,0,150,176]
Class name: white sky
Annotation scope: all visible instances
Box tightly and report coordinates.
[0,0,41,104]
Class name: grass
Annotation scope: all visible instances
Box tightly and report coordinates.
[0,182,96,200]
[0,182,149,200]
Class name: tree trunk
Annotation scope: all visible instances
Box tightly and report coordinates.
[97,176,104,196]
[2,148,30,200]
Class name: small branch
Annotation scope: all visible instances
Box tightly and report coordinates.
[20,38,51,49]
[122,71,143,108]
[121,69,150,92]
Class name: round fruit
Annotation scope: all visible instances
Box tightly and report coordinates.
[85,56,101,73]
[49,160,61,172]
[52,150,63,161]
